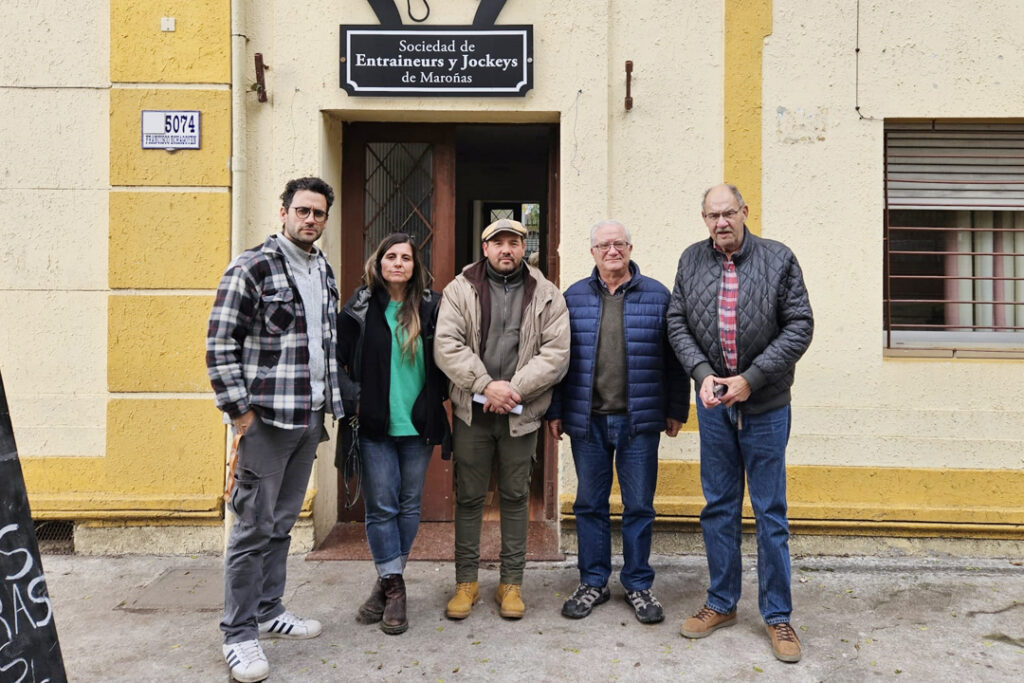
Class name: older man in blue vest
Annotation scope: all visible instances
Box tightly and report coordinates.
[547,219,688,624]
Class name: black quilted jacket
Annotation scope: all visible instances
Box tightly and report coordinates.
[666,229,813,415]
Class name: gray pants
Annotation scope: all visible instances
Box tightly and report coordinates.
[221,412,323,644]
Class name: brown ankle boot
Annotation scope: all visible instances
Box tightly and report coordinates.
[380,574,408,635]
[356,578,386,624]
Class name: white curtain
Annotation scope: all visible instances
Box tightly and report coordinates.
[947,210,1022,331]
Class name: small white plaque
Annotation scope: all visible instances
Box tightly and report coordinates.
[141,110,200,150]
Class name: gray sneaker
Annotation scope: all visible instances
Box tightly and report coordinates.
[561,583,611,619]
[624,588,664,624]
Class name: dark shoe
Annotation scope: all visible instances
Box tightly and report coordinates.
[680,605,737,638]
[623,588,664,624]
[561,583,611,619]
[380,574,408,635]
[766,622,802,662]
[356,578,386,624]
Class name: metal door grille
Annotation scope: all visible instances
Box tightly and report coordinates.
[364,142,434,266]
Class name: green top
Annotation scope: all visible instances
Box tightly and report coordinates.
[385,300,426,436]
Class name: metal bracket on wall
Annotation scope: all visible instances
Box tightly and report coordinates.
[625,60,633,110]
[254,53,268,103]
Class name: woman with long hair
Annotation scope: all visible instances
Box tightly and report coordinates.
[336,233,451,635]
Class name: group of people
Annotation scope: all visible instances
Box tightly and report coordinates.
[206,177,814,682]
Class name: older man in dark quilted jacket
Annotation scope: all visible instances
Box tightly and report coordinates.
[666,183,813,664]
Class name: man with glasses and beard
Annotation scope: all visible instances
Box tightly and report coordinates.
[207,177,343,682]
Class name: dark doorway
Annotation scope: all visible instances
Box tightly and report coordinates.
[312,121,561,561]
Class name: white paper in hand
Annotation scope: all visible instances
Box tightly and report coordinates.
[473,393,524,414]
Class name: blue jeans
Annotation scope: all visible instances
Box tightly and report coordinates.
[570,413,660,592]
[696,401,792,625]
[359,435,433,577]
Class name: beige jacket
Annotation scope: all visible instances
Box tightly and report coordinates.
[434,260,570,436]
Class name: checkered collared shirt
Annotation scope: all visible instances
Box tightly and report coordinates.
[206,234,343,429]
[717,250,739,374]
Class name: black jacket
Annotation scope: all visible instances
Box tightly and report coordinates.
[337,286,451,450]
[666,229,813,415]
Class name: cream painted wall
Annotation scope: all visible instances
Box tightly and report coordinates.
[243,1,724,508]
[764,1,1024,469]
[603,0,724,283]
[240,0,722,331]
[244,0,1024,509]
[0,2,111,459]
[0,1,110,87]
[241,0,614,247]
[600,0,723,469]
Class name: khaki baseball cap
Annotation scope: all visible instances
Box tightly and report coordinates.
[481,218,528,242]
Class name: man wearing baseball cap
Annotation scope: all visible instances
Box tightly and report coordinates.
[434,218,570,620]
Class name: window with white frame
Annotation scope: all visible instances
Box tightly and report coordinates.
[884,122,1024,352]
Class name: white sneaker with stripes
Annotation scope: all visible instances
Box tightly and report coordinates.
[258,610,323,639]
[222,639,269,682]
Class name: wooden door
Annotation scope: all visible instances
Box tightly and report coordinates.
[339,123,456,521]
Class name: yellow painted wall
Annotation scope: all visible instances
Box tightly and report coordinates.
[1,0,232,533]
[22,400,224,517]
[723,0,771,234]
[109,192,230,289]
[109,89,231,187]
[108,295,213,392]
[98,0,231,525]
[110,0,230,84]
[564,461,1024,539]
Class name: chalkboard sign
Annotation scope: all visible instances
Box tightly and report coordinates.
[0,370,67,682]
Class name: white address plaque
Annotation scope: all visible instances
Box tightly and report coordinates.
[141,110,201,150]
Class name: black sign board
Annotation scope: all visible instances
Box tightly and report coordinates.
[0,371,67,682]
[340,25,533,97]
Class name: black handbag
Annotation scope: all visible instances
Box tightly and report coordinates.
[335,412,361,509]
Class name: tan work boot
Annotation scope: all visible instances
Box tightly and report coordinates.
[680,606,737,638]
[445,582,479,620]
[766,622,802,663]
[495,583,525,619]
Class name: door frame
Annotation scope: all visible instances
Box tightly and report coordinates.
[337,121,561,525]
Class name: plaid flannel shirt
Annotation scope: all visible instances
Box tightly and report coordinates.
[717,253,739,373]
[206,234,344,429]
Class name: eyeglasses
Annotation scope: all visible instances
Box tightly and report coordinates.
[292,206,328,222]
[593,240,631,253]
[703,208,743,222]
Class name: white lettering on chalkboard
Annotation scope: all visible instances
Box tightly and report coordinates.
[0,523,55,683]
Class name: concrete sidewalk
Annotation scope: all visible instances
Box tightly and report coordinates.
[43,552,1023,682]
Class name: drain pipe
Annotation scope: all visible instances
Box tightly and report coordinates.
[224,0,248,548]
[230,0,247,257]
